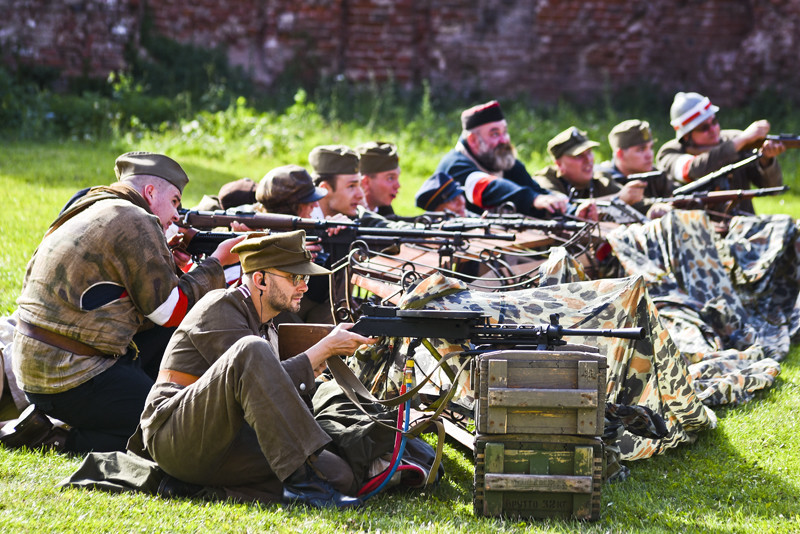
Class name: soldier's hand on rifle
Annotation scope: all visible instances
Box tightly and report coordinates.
[646,202,672,220]
[210,234,246,266]
[306,242,324,262]
[166,226,193,270]
[574,200,598,221]
[230,221,255,232]
[305,323,376,370]
[533,192,568,214]
[734,120,771,152]
[619,180,647,205]
[324,213,356,236]
[760,139,786,162]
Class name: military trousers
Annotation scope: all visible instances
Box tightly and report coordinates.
[144,336,346,491]
[24,326,175,453]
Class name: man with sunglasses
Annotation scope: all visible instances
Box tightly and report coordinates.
[129,230,374,508]
[656,91,786,214]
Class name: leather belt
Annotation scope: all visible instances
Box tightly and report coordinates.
[16,319,107,357]
[156,369,200,387]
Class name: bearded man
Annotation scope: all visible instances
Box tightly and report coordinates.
[434,100,569,217]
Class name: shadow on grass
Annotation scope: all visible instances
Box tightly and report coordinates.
[601,349,800,532]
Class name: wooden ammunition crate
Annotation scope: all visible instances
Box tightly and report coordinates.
[474,350,607,436]
[474,433,603,521]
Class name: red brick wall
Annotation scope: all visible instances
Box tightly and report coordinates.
[2,0,799,105]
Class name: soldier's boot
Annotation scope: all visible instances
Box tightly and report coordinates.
[282,457,362,509]
[0,404,69,452]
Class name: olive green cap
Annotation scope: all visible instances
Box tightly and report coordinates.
[547,127,600,160]
[609,120,655,152]
[231,230,331,275]
[114,152,189,193]
[356,142,399,174]
[308,145,360,176]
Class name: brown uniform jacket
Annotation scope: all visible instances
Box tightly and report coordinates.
[655,130,782,214]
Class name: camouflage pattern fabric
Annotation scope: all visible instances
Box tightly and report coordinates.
[349,271,717,461]
[606,210,786,406]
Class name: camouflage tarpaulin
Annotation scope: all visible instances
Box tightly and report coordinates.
[606,210,786,406]
[350,270,717,460]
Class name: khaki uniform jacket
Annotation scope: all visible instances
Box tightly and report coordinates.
[533,165,623,200]
[594,160,674,215]
[14,194,224,394]
[136,285,315,453]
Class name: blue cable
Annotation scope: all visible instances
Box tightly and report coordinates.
[360,398,411,500]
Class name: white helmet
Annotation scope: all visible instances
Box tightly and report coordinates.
[669,92,719,140]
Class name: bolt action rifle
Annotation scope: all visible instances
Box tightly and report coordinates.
[653,185,788,208]
[741,133,800,152]
[172,224,517,262]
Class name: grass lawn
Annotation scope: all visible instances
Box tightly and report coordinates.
[2,139,800,533]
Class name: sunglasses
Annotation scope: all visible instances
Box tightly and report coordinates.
[694,116,719,134]
[263,271,310,286]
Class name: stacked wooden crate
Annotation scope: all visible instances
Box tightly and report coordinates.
[473,348,607,521]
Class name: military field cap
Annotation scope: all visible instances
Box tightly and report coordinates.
[256,164,327,208]
[609,120,656,152]
[547,127,600,160]
[356,142,399,174]
[461,100,505,131]
[308,145,360,176]
[415,172,464,210]
[231,230,331,276]
[219,178,257,209]
[114,152,189,193]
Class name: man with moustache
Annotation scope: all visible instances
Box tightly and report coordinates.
[534,127,646,210]
[656,91,785,215]
[595,119,673,218]
[435,100,572,217]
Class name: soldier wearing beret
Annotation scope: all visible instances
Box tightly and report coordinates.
[534,127,646,218]
[357,141,401,218]
[595,120,674,217]
[130,231,372,508]
[7,152,242,453]
[656,91,785,214]
[434,100,571,217]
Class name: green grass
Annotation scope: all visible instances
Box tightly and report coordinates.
[2,102,800,532]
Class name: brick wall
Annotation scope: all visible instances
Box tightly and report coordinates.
[2,0,799,105]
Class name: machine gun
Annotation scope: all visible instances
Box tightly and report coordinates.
[349,303,645,351]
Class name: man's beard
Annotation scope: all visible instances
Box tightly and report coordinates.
[475,139,516,172]
[266,281,302,313]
